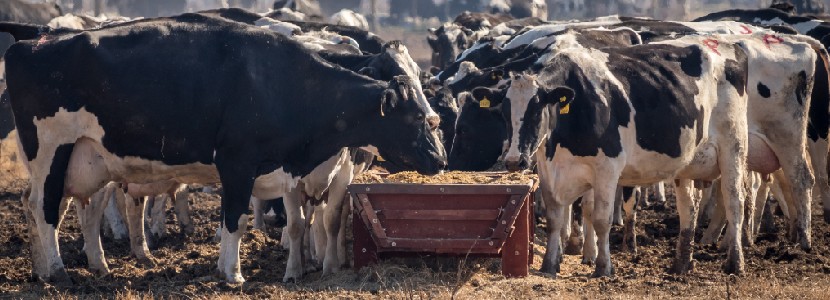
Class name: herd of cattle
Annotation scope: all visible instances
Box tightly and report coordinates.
[1,0,830,288]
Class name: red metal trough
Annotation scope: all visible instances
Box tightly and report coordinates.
[349,174,537,278]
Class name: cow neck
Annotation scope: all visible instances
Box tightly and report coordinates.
[283,82,386,176]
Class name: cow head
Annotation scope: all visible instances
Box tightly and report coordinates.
[427,23,472,70]
[371,76,447,174]
[447,90,509,171]
[447,61,507,95]
[479,73,573,172]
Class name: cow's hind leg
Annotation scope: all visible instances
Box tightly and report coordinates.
[283,187,306,282]
[172,185,194,235]
[670,179,701,275]
[26,143,75,283]
[581,190,596,265]
[122,193,155,266]
[215,161,254,284]
[564,198,584,255]
[621,186,639,253]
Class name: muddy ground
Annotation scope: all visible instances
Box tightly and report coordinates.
[1,177,830,299]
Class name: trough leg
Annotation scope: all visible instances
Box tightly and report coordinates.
[502,195,530,278]
[352,206,377,270]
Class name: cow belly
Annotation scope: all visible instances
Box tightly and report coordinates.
[253,168,299,200]
[747,134,780,174]
[677,141,721,181]
[65,137,110,199]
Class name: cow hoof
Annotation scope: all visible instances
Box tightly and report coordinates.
[539,257,560,276]
[322,265,340,277]
[91,266,111,278]
[723,260,744,275]
[225,273,245,284]
[136,256,156,268]
[49,269,72,285]
[591,264,614,278]
[563,239,582,255]
[581,257,595,266]
[670,259,695,275]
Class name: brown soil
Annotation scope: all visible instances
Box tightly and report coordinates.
[1,176,830,299]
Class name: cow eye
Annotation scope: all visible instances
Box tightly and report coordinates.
[416,114,425,122]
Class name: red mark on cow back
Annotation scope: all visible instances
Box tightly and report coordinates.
[763,34,784,48]
[702,39,720,55]
[33,35,49,52]
[739,25,753,34]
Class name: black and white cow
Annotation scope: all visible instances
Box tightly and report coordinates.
[484,31,817,277]
[330,9,369,30]
[273,0,324,22]
[2,13,445,284]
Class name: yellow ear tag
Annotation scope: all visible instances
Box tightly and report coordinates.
[559,96,567,103]
[491,73,498,80]
[559,104,570,114]
[376,155,386,162]
[480,97,491,108]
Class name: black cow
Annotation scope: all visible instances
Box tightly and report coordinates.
[448,90,509,171]
[2,13,444,284]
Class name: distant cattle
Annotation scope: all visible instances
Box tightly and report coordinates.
[330,9,368,30]
[274,0,324,22]
[1,13,444,284]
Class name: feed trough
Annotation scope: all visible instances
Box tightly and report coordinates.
[349,172,537,278]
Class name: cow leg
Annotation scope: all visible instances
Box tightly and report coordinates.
[172,185,193,235]
[215,162,254,284]
[22,188,48,281]
[670,179,701,275]
[311,204,327,266]
[719,142,748,275]
[742,173,762,247]
[148,194,167,248]
[303,203,317,272]
[252,196,266,230]
[700,181,725,246]
[338,195,349,268]
[655,181,667,203]
[752,180,771,237]
[103,185,128,240]
[559,202,572,248]
[323,167,352,276]
[540,202,566,277]
[806,138,830,224]
[283,187,306,282]
[591,180,617,278]
[564,197,584,255]
[26,143,76,283]
[612,186,624,226]
[778,156,815,251]
[122,192,155,266]
[621,186,639,253]
[581,190,596,265]
[75,191,109,276]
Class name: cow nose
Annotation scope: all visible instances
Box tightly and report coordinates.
[505,160,521,172]
[428,115,440,130]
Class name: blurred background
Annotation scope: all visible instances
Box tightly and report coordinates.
[6,0,828,67]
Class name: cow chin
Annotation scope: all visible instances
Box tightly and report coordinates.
[504,155,531,172]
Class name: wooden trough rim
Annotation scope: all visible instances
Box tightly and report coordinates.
[349,172,537,253]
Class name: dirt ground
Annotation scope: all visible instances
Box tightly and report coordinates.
[1,177,830,299]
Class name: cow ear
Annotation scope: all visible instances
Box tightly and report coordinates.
[540,87,575,113]
[359,67,379,78]
[380,89,398,116]
[487,69,505,81]
[471,87,503,108]
[428,28,437,35]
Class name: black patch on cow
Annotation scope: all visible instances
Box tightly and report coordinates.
[679,46,704,77]
[795,70,809,106]
[448,98,508,171]
[757,82,771,98]
[541,44,706,159]
[724,46,748,97]
[543,55,630,159]
[43,143,74,227]
[808,53,830,141]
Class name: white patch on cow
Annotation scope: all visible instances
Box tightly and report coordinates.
[271,7,307,21]
[502,20,622,50]
[255,17,302,36]
[448,61,480,85]
[384,44,440,122]
[330,9,369,30]
[218,213,248,283]
[503,74,542,163]
[252,167,300,200]
[48,14,86,30]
